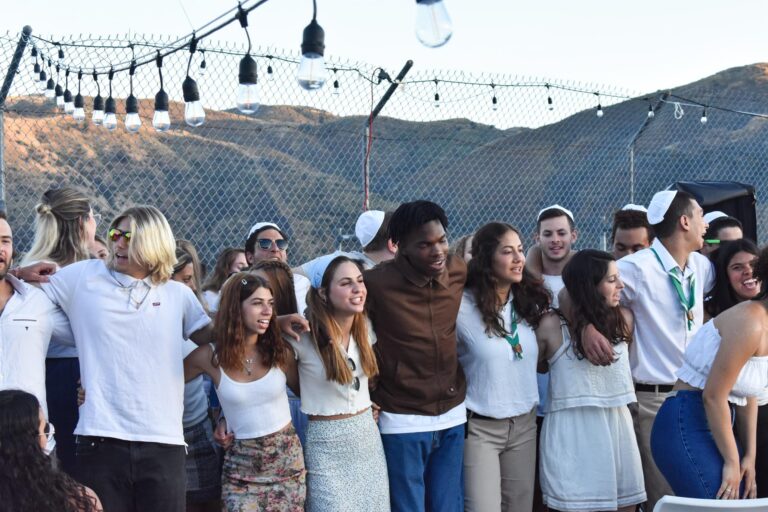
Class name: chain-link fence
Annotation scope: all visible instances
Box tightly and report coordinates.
[1,30,765,268]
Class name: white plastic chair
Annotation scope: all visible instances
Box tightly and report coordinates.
[653,495,768,511]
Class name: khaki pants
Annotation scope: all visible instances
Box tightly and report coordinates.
[463,408,537,512]
[631,391,674,510]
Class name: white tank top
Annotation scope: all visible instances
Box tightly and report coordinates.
[677,319,768,406]
[216,366,292,439]
[547,324,636,412]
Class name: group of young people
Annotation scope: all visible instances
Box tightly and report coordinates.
[0,185,766,512]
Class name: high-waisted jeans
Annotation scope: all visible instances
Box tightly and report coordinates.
[650,390,738,499]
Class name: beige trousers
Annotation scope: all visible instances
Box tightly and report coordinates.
[631,391,674,511]
[463,407,538,512]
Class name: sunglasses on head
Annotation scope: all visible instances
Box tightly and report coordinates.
[257,238,288,251]
[108,228,133,243]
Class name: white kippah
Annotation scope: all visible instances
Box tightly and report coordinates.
[621,203,648,213]
[355,210,386,248]
[646,191,677,225]
[537,204,574,222]
[703,211,728,224]
[247,222,282,238]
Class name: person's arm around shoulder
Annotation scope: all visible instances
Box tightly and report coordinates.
[525,244,544,278]
[184,343,217,384]
[534,310,564,368]
[179,284,213,345]
[705,302,765,499]
[281,347,300,397]
[620,306,634,339]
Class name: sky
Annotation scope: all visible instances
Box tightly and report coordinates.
[5,0,768,95]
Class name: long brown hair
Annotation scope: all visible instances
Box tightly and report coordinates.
[466,222,551,334]
[306,256,378,384]
[250,259,298,315]
[214,272,289,372]
[202,247,246,293]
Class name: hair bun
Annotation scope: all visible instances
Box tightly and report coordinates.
[36,203,52,215]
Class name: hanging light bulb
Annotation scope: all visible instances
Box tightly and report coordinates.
[72,71,85,122]
[55,66,64,109]
[123,60,141,133]
[595,93,603,118]
[647,103,655,119]
[490,84,498,111]
[45,61,55,100]
[236,5,259,114]
[92,71,104,125]
[63,70,74,114]
[103,69,117,131]
[546,84,554,111]
[182,37,205,127]
[57,46,64,61]
[415,0,453,48]
[700,108,708,124]
[433,78,440,108]
[266,56,274,82]
[297,0,328,90]
[199,51,207,76]
[31,47,42,91]
[37,68,48,93]
[153,53,170,132]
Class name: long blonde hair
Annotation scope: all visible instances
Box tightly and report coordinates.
[22,187,92,267]
[306,256,378,385]
[108,206,176,284]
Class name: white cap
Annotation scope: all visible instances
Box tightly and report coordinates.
[537,204,574,222]
[646,190,677,225]
[307,252,361,289]
[703,211,728,224]
[247,222,283,238]
[621,203,648,213]
[355,210,386,248]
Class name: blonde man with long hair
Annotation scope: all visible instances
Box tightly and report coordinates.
[35,205,214,512]
[287,253,389,511]
[21,187,98,475]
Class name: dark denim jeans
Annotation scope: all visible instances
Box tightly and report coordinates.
[381,424,464,512]
[74,436,186,512]
[650,390,738,499]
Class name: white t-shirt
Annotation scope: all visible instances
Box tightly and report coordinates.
[618,238,715,385]
[538,273,565,416]
[293,273,311,318]
[542,274,565,308]
[41,259,211,445]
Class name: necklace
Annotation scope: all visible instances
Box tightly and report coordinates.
[109,268,151,310]
[243,357,256,376]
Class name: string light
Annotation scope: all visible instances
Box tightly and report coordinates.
[297,0,328,90]
[546,84,554,111]
[415,0,453,48]
[153,53,170,132]
[182,36,205,127]
[198,50,207,76]
[103,68,118,131]
[55,65,64,108]
[332,68,340,95]
[647,102,655,119]
[490,83,498,111]
[595,92,604,118]
[44,59,55,99]
[125,60,141,133]
[700,108,708,124]
[63,70,74,115]
[91,71,104,126]
[73,70,85,123]
[236,4,260,115]
[266,55,274,82]
[31,47,42,91]
[433,78,440,108]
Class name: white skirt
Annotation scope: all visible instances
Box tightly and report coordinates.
[540,405,646,511]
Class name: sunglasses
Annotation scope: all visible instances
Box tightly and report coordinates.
[256,238,288,251]
[108,228,133,243]
[39,421,56,443]
[347,358,360,391]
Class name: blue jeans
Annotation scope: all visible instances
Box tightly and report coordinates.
[381,424,464,512]
[651,390,738,499]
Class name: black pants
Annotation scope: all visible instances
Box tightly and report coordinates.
[46,357,80,475]
[74,436,186,512]
[757,404,768,498]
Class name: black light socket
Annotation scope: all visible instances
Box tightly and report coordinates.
[93,94,104,111]
[182,76,200,102]
[74,94,84,108]
[64,89,73,103]
[239,55,258,84]
[31,47,38,57]
[46,78,54,90]
[105,96,116,115]
[33,63,41,74]
[416,0,441,4]
[39,70,47,82]
[126,94,138,114]
[58,47,64,60]
[301,19,325,56]
[154,89,169,111]
[55,84,63,97]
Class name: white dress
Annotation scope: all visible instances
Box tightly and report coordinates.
[540,327,646,511]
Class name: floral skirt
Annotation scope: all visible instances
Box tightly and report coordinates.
[222,423,306,512]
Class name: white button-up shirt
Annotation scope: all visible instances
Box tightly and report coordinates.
[0,274,73,417]
[618,238,715,385]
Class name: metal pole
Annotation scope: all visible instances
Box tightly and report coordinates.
[0,26,32,214]
[362,60,414,211]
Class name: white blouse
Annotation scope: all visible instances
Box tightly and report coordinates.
[287,331,372,416]
[677,319,768,406]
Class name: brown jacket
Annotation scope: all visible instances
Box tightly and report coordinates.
[365,253,467,415]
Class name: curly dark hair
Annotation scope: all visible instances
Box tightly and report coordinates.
[562,250,632,358]
[466,222,551,333]
[705,239,759,318]
[0,390,100,512]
